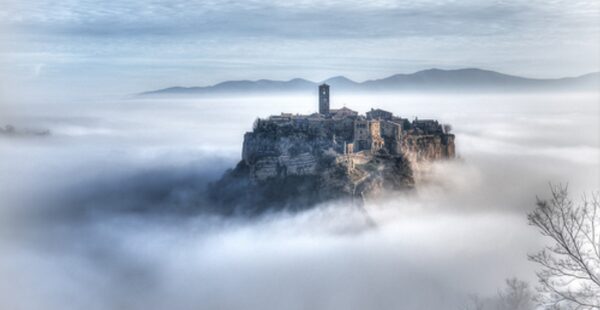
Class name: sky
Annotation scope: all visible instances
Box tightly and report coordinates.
[0,0,599,98]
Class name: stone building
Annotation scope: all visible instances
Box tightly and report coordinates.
[366,108,393,120]
[330,107,358,119]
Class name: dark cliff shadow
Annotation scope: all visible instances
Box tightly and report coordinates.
[207,150,416,220]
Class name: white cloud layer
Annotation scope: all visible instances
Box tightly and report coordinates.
[0,93,598,309]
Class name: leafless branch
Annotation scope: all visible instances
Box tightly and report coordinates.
[528,184,600,309]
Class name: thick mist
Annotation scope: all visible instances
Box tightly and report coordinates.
[0,93,598,309]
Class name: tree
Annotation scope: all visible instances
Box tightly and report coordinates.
[461,294,486,310]
[458,279,533,310]
[528,184,600,309]
[497,278,533,310]
[443,124,453,134]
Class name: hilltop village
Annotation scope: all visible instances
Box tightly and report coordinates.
[211,84,455,212]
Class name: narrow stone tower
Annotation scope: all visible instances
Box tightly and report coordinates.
[319,83,330,115]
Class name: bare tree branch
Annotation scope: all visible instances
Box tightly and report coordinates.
[528,184,600,309]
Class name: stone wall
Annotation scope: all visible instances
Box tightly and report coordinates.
[249,152,318,181]
[353,119,370,151]
[379,120,403,154]
[369,121,384,151]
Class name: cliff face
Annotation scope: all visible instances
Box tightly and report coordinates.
[209,110,454,214]
[402,134,455,162]
[205,82,455,214]
[241,130,322,181]
[210,142,414,214]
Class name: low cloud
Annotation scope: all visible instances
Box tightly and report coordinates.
[0,93,597,309]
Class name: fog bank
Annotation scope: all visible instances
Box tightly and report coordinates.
[0,93,598,309]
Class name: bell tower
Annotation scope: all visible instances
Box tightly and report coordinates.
[319,83,330,115]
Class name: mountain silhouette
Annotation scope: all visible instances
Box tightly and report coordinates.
[140,68,599,96]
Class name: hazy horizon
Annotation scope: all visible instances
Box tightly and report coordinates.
[1,1,599,309]
[1,0,599,100]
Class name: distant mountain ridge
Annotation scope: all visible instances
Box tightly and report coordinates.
[140,68,599,96]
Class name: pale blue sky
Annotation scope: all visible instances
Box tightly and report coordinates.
[1,0,598,98]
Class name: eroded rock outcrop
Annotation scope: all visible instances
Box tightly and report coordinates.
[209,107,454,214]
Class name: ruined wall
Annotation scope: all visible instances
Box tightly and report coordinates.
[353,119,370,151]
[332,118,354,142]
[369,121,384,152]
[379,120,403,154]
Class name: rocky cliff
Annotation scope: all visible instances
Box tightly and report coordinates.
[209,110,454,214]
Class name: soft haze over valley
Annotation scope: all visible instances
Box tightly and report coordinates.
[0,1,599,309]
